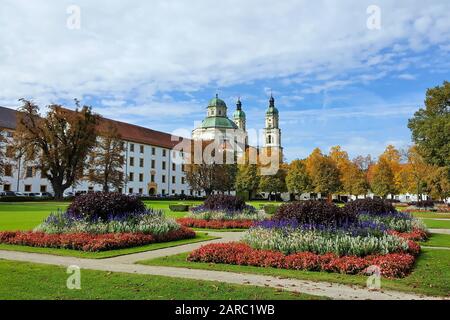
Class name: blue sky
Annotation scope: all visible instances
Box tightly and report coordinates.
[1,0,449,161]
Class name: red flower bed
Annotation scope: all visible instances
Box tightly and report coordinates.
[388,228,428,242]
[0,226,195,252]
[188,242,417,278]
[177,218,255,229]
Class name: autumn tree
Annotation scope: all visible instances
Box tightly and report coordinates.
[235,164,260,199]
[88,123,125,192]
[310,156,341,201]
[408,81,450,168]
[13,99,98,199]
[371,157,396,198]
[395,146,431,202]
[286,159,312,196]
[426,166,450,200]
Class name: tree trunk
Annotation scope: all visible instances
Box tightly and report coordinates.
[327,193,332,203]
[52,183,64,200]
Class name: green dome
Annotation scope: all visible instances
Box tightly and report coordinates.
[200,117,238,129]
[208,94,227,108]
[233,109,246,119]
[266,95,279,115]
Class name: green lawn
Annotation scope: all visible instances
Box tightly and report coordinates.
[0,259,323,300]
[411,212,450,219]
[138,248,450,297]
[419,233,450,248]
[0,232,217,259]
[421,218,450,229]
[0,202,69,231]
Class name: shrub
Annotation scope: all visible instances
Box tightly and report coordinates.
[273,201,356,226]
[344,198,397,216]
[177,218,255,229]
[202,194,248,212]
[68,192,146,220]
[260,204,278,215]
[169,204,190,212]
[187,242,416,278]
[0,227,195,252]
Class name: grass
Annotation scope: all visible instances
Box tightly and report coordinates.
[0,259,323,300]
[0,232,217,259]
[411,212,450,219]
[138,248,450,297]
[421,218,450,229]
[419,233,450,248]
[0,202,69,231]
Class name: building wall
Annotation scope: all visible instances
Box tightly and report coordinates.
[0,130,193,196]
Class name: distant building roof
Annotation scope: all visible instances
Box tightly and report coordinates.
[0,106,17,130]
[0,105,188,149]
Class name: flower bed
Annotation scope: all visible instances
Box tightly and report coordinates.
[0,226,195,252]
[188,242,416,278]
[34,208,180,235]
[185,199,426,278]
[185,195,267,229]
[177,217,255,229]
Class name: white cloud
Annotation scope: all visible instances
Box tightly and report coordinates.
[0,0,449,107]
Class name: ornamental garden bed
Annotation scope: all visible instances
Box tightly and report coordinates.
[0,192,197,253]
[176,195,267,230]
[186,199,428,278]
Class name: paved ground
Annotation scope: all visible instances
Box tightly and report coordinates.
[1,230,448,300]
[429,228,450,235]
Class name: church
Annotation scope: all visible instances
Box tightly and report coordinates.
[191,94,282,157]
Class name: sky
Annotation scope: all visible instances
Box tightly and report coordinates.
[0,0,449,161]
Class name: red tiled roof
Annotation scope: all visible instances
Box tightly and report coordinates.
[0,106,190,149]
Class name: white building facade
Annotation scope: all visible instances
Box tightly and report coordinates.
[0,106,193,196]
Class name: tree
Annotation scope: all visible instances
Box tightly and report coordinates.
[286,159,312,196]
[310,156,341,201]
[395,146,430,201]
[426,166,450,200]
[371,157,396,198]
[88,123,125,192]
[258,168,287,200]
[345,161,369,197]
[185,164,217,196]
[14,99,98,199]
[408,81,450,167]
[235,164,260,199]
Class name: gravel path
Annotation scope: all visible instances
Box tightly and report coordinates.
[0,231,448,300]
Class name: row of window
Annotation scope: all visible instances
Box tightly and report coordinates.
[3,165,39,178]
[128,157,185,171]
[128,172,185,184]
[128,143,184,158]
[2,184,47,192]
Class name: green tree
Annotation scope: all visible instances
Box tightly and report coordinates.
[286,160,312,196]
[408,81,450,167]
[13,99,98,199]
[88,123,125,192]
[310,156,341,201]
[258,169,287,200]
[235,164,260,199]
[371,157,396,198]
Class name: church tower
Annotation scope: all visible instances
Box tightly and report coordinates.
[263,94,281,148]
[233,98,246,131]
